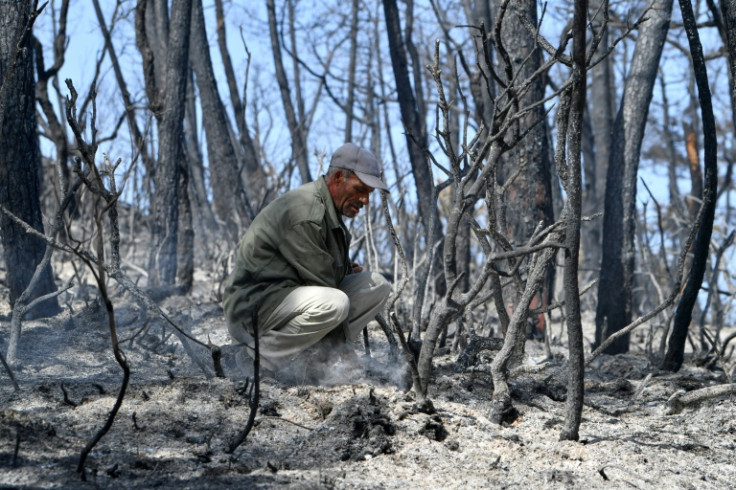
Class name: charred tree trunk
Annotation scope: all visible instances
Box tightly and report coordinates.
[344,0,359,141]
[719,1,736,139]
[560,0,587,442]
[143,0,193,286]
[659,74,686,219]
[190,0,252,234]
[266,0,311,183]
[465,0,495,130]
[382,0,433,233]
[661,0,718,372]
[594,0,673,354]
[150,0,169,89]
[32,0,70,212]
[183,66,217,237]
[494,1,554,249]
[496,0,555,349]
[464,3,509,337]
[212,0,265,199]
[684,84,704,219]
[0,0,59,316]
[177,153,193,291]
[382,0,446,304]
[585,0,614,276]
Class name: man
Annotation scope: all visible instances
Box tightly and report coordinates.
[223,143,391,382]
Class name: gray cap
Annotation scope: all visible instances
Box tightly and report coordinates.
[330,143,388,191]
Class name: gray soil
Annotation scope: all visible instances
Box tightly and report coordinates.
[1,284,735,489]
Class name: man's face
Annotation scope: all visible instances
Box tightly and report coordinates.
[329,171,374,218]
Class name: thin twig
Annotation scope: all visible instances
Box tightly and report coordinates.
[227,313,260,454]
[0,349,19,391]
[61,383,78,407]
[259,416,315,431]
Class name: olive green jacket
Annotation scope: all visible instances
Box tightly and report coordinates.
[223,177,351,336]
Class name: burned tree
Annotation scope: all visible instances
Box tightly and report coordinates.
[266,0,311,184]
[135,0,193,287]
[661,0,718,372]
[594,0,673,354]
[559,0,587,441]
[189,0,254,236]
[0,0,59,317]
[493,0,555,347]
[583,0,615,278]
[383,0,447,334]
[404,5,572,405]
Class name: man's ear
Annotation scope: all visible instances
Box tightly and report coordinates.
[326,169,342,189]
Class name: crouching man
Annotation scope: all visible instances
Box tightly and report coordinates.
[223,143,391,383]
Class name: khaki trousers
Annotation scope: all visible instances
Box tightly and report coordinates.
[234,271,390,372]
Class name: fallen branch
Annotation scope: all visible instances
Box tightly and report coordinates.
[633,373,653,400]
[665,384,736,415]
[61,383,78,407]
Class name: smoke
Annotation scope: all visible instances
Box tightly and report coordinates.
[270,344,410,389]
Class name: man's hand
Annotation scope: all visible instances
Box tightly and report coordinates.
[350,261,364,274]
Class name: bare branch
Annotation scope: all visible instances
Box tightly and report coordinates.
[665,384,736,415]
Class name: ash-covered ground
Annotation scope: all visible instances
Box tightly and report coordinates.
[1,279,735,489]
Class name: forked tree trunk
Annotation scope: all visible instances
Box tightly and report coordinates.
[146,0,193,286]
[595,0,673,354]
[490,244,559,424]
